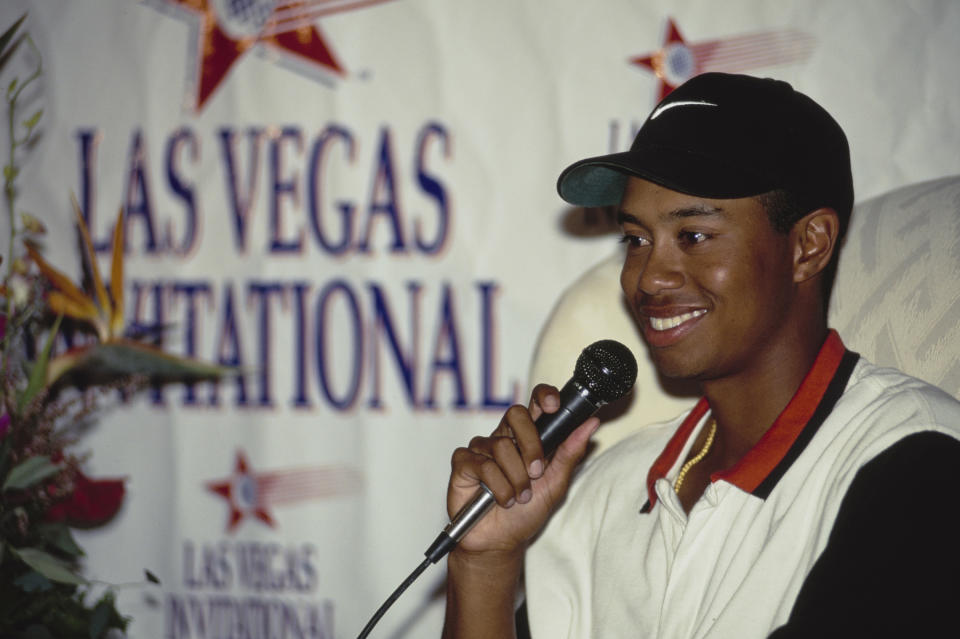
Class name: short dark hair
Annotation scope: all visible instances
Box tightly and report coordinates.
[755,189,808,234]
[755,189,851,239]
[755,189,850,309]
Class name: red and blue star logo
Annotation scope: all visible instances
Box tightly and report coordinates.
[154,0,396,111]
[207,449,363,532]
[631,17,816,99]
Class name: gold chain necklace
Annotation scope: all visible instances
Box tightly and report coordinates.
[673,418,717,494]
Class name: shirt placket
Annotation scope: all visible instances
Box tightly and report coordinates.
[653,479,725,639]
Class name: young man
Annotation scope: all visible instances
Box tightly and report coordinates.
[441,73,960,638]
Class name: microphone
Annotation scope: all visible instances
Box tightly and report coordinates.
[423,339,638,563]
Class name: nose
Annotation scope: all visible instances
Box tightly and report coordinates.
[626,245,684,296]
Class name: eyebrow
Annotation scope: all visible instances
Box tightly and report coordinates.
[616,204,727,225]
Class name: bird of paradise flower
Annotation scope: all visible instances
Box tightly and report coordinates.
[23,198,232,391]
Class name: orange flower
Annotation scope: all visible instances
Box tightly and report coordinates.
[24,197,125,343]
[23,197,231,392]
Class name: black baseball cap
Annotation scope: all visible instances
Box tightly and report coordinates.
[557,72,853,221]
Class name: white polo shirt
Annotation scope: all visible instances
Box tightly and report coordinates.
[524,332,960,638]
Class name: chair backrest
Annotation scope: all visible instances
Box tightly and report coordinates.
[529,175,960,455]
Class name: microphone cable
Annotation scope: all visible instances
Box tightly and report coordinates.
[356,556,432,639]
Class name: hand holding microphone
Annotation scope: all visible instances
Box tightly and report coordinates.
[357,340,637,638]
[431,339,638,562]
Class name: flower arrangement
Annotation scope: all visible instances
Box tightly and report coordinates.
[0,14,230,638]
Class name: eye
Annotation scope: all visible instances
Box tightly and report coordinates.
[679,230,711,246]
[619,233,650,249]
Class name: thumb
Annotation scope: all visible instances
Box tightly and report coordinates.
[541,417,600,490]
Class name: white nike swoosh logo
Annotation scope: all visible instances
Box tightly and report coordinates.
[650,100,718,120]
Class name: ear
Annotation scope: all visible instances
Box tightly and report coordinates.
[792,208,840,283]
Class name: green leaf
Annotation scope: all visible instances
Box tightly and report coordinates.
[3,164,19,182]
[17,314,61,412]
[48,338,234,389]
[90,598,111,639]
[7,77,16,95]
[0,437,11,483]
[22,625,55,639]
[37,522,84,557]
[2,455,60,491]
[10,547,87,585]
[13,569,53,592]
[22,108,42,131]
[145,569,161,585]
[0,13,26,61]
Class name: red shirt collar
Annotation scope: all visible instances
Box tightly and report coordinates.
[644,330,849,508]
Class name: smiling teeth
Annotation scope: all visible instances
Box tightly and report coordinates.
[649,310,706,331]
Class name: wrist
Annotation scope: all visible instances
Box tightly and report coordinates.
[443,547,525,639]
[447,545,525,584]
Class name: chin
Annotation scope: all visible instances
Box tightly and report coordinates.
[648,347,707,381]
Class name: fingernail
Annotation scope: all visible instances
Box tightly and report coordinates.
[505,498,516,508]
[544,396,559,411]
[519,489,532,504]
[529,459,543,478]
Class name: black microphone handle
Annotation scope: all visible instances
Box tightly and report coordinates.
[424,377,599,563]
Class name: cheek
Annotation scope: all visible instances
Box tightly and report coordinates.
[755,243,797,296]
[620,257,640,296]
[721,252,794,322]
[692,254,738,302]
[700,253,779,316]
[703,261,734,291]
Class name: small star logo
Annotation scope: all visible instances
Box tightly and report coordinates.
[154,0,396,111]
[207,450,363,533]
[631,17,816,100]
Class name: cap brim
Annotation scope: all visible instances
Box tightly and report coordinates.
[557,147,778,207]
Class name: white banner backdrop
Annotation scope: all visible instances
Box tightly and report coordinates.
[2,1,959,637]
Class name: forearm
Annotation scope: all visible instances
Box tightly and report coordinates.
[441,391,598,637]
[442,548,524,639]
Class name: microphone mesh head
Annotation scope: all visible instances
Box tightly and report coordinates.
[574,339,638,404]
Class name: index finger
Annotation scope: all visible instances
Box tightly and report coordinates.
[528,383,560,422]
